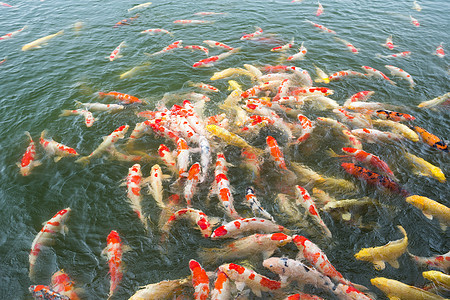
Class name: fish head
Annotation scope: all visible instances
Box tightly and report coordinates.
[107,230,121,244]
[291,235,308,250]
[354,247,372,261]
[271,233,292,246]
[341,162,357,175]
[188,163,201,180]
[405,195,425,210]
[370,277,391,292]
[342,147,358,155]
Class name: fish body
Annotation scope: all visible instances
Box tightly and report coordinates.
[148,164,170,208]
[17,132,41,176]
[334,37,358,53]
[190,82,219,93]
[22,30,64,51]
[385,64,414,88]
[351,128,403,143]
[60,109,95,127]
[373,119,419,142]
[241,27,263,40]
[125,164,148,230]
[406,195,450,229]
[193,48,239,68]
[113,14,139,27]
[404,152,446,183]
[378,51,411,59]
[75,101,124,112]
[189,260,210,300]
[203,40,234,50]
[410,15,420,27]
[412,0,422,11]
[422,271,450,289]
[418,92,450,108]
[287,42,307,61]
[296,114,315,143]
[340,147,396,180]
[129,277,191,300]
[102,230,129,299]
[147,40,183,56]
[305,20,336,34]
[409,251,450,272]
[161,208,212,238]
[51,270,80,300]
[435,43,445,58]
[355,226,408,270]
[108,41,126,61]
[184,45,209,55]
[214,153,240,219]
[316,1,323,16]
[0,25,27,41]
[211,217,286,239]
[184,162,201,207]
[198,136,211,182]
[374,109,415,122]
[316,117,349,131]
[29,285,70,300]
[211,270,231,300]
[409,125,448,152]
[176,138,190,179]
[245,187,276,222]
[141,28,172,35]
[382,35,396,50]
[271,38,295,52]
[98,91,142,104]
[29,208,71,280]
[361,66,395,85]
[174,19,212,25]
[328,70,366,81]
[207,124,260,154]
[371,277,446,300]
[266,136,287,170]
[284,293,325,300]
[313,65,330,83]
[158,144,177,174]
[40,131,79,162]
[128,2,152,12]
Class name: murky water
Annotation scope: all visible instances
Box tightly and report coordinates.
[0,0,448,299]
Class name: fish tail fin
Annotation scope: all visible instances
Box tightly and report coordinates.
[97,91,106,98]
[75,156,90,166]
[56,30,64,36]
[74,100,83,108]
[326,148,344,157]
[397,225,407,238]
[24,131,32,141]
[59,110,74,117]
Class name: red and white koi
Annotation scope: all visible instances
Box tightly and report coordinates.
[190,81,219,93]
[176,138,190,179]
[184,162,201,207]
[219,263,283,297]
[211,217,287,239]
[98,91,142,104]
[113,14,139,28]
[341,130,363,150]
[266,136,287,170]
[29,208,71,280]
[193,48,240,68]
[377,51,411,59]
[157,144,177,174]
[385,64,415,88]
[203,40,234,50]
[316,1,324,16]
[240,27,263,40]
[374,109,415,122]
[284,293,325,300]
[333,108,372,128]
[245,187,276,222]
[148,164,170,208]
[295,185,332,238]
[345,101,384,112]
[344,91,375,107]
[76,125,129,164]
[17,132,41,176]
[434,43,445,58]
[161,208,212,238]
[361,66,396,85]
[108,41,126,61]
[271,38,295,52]
[125,164,149,231]
[29,285,70,300]
[316,117,349,131]
[328,70,366,81]
[184,45,209,55]
[146,40,183,56]
[291,86,333,96]
[60,109,96,127]
[287,42,307,61]
[351,128,403,143]
[305,20,336,34]
[0,25,27,41]
[410,15,420,27]
[409,250,450,273]
[211,270,231,300]
[382,35,396,50]
[334,37,358,53]
[0,1,13,7]
[173,19,212,25]
[101,230,130,299]
[296,114,315,144]
[214,153,240,219]
[189,260,210,300]
[194,11,225,16]
[141,28,173,35]
[147,121,180,143]
[40,130,79,162]
[51,270,80,300]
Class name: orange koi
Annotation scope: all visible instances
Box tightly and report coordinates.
[192,48,239,68]
[113,14,139,28]
[40,130,79,162]
[184,162,201,207]
[158,144,177,173]
[17,132,41,176]
[266,136,287,170]
[98,91,142,104]
[296,114,315,143]
[361,66,396,85]
[60,109,96,127]
[409,125,448,152]
[173,19,212,25]
[284,293,325,300]
[189,260,210,300]
[408,251,450,273]
[0,25,27,41]
[374,109,415,122]
[334,37,359,53]
[211,270,231,300]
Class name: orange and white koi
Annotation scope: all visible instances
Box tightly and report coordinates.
[173,19,212,25]
[161,208,212,238]
[98,91,142,104]
[29,285,70,300]
[343,91,375,107]
[409,125,448,152]
[382,35,396,50]
[29,208,71,280]
[113,14,139,28]
[434,43,445,58]
[190,81,219,93]
[316,1,324,16]
[374,109,415,122]
[101,230,130,299]
[219,263,283,297]
[295,185,332,237]
[361,66,396,85]
[351,128,403,143]
[272,78,291,101]
[175,138,190,179]
[410,15,420,27]
[51,270,80,300]
[296,114,315,144]
[141,28,172,35]
[124,164,149,230]
[108,41,126,61]
[126,121,150,144]
[184,162,201,207]
[75,101,124,112]
[305,20,336,34]
[146,40,183,56]
[341,163,409,196]
[409,250,450,272]
[40,130,79,162]
[328,70,366,81]
[244,187,276,222]
[60,109,95,127]
[0,25,27,41]
[148,164,171,208]
[203,40,234,50]
[333,108,372,128]
[17,132,41,176]
[266,136,287,170]
[193,47,240,68]
[316,117,349,131]
[189,260,210,300]
[241,27,263,40]
[377,51,411,59]
[211,270,231,300]
[184,45,209,55]
[158,144,177,174]
[384,64,414,88]
[76,125,129,164]
[287,42,307,61]
[211,217,287,239]
[271,38,295,52]
[147,120,180,143]
[214,153,241,220]
[345,101,384,112]
[291,86,333,96]
[0,57,5,65]
[285,293,326,300]
[334,37,358,53]
[340,130,363,150]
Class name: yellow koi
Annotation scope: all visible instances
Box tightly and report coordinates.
[406,195,450,230]
[371,277,446,300]
[422,271,450,290]
[404,152,446,183]
[22,30,64,51]
[206,124,262,154]
[210,67,255,81]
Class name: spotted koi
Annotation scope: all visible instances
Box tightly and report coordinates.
[305,20,336,34]
[59,109,95,127]
[113,14,139,28]
[29,285,70,300]
[377,51,411,59]
[145,40,183,56]
[244,187,276,222]
[361,66,396,85]
[382,35,396,50]
[385,65,415,88]
[184,162,201,207]
[161,208,212,238]
[240,27,263,40]
[189,260,210,300]
[214,153,241,220]
[184,45,209,55]
[140,28,173,35]
[374,109,415,122]
[434,43,445,58]
[351,128,403,143]
[98,91,142,104]
[40,130,79,162]
[328,70,366,81]
[0,25,27,41]
[173,19,212,25]
[316,1,323,16]
[287,42,307,61]
[211,217,287,239]
[51,270,80,300]
[271,38,295,52]
[408,125,448,152]
[334,37,358,53]
[409,251,450,272]
[410,15,420,27]
[108,41,126,61]
[193,48,239,68]
[296,114,315,144]
[17,132,41,176]
[266,136,287,170]
[203,40,234,50]
[210,270,231,300]
[124,164,148,230]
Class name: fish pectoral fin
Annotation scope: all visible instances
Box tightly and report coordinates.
[250,287,262,298]
[62,225,69,236]
[262,249,275,260]
[422,212,434,220]
[387,259,400,269]
[54,156,62,163]
[235,281,246,292]
[440,223,447,231]
[122,245,132,253]
[373,260,386,270]
[341,212,352,221]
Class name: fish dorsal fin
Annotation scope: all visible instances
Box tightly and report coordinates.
[387,259,400,269]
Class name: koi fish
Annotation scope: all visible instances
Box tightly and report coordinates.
[334,37,359,53]
[214,153,240,220]
[304,20,336,34]
[140,28,173,35]
[406,195,450,231]
[412,0,422,11]
[355,226,408,270]
[382,35,396,50]
[374,109,415,122]
[341,130,363,150]
[60,109,96,127]
[76,125,129,164]
[0,57,5,65]
[173,19,212,25]
[101,230,130,299]
[211,217,287,239]
[198,135,211,182]
[161,208,212,238]
[51,270,80,300]
[158,144,177,174]
[124,164,149,231]
[291,86,333,96]
[128,2,152,12]
[244,187,276,222]
[0,1,13,7]
[113,14,139,27]
[206,124,261,154]
[296,114,315,144]
[193,47,240,68]
[434,43,445,58]
[29,208,71,280]
[148,164,171,208]
[175,138,190,179]
[377,51,411,59]
[361,66,396,85]
[371,277,446,300]
[418,92,450,108]
[342,163,408,196]
[316,1,323,16]
[0,25,27,41]
[271,38,295,52]
[404,152,446,183]
[373,119,419,142]
[22,30,64,51]
[409,125,448,152]
[203,40,234,50]
[316,117,349,131]
[351,128,403,143]
[211,270,231,300]
[410,15,420,27]
[98,91,142,104]
[40,130,79,162]
[184,162,201,207]
[29,285,70,300]
[189,260,210,300]
[266,136,287,170]
[194,11,225,15]
[328,70,366,81]
[422,271,450,290]
[189,82,219,94]
[241,27,263,40]
[334,284,373,300]
[75,101,124,112]
[287,42,307,61]
[408,251,450,272]
[145,40,183,56]
[295,185,332,238]
[108,41,126,61]
[17,132,41,176]
[218,263,283,297]
[184,45,209,55]
[284,293,325,300]
[129,277,191,299]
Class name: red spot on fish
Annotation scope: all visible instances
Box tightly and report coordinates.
[248,273,256,280]
[259,277,281,290]
[309,206,318,216]
[234,221,241,229]
[229,263,246,274]
[213,226,228,237]
[197,218,209,231]
[271,233,288,241]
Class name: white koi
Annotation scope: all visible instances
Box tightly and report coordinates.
[22,30,64,51]
[0,25,27,41]
[128,1,152,12]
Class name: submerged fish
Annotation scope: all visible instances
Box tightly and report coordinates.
[22,30,64,51]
